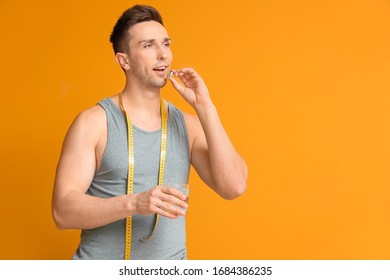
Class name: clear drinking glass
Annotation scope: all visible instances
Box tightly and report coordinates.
[167,183,190,212]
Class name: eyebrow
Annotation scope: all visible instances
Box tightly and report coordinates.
[138,37,172,45]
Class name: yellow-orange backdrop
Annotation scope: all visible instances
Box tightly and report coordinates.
[0,0,389,259]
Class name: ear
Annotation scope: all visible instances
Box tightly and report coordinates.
[115,52,131,71]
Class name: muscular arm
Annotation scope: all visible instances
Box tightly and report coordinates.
[52,106,134,229]
[52,105,187,230]
[170,69,248,200]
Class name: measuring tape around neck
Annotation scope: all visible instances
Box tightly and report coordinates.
[119,92,168,260]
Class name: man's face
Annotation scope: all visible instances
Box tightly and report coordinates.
[126,21,173,89]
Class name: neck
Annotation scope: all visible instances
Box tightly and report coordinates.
[121,79,162,115]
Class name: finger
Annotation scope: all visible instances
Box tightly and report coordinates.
[162,186,187,201]
[154,205,181,219]
[153,201,185,218]
[179,72,201,86]
[156,186,187,207]
[164,195,188,211]
[149,195,183,217]
[162,195,188,213]
[161,188,188,210]
[161,202,186,217]
[175,71,190,85]
[169,77,188,98]
[172,70,189,85]
[182,71,197,80]
[177,68,198,77]
[149,185,166,200]
[174,68,198,82]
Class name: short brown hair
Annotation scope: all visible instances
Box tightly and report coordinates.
[109,5,163,54]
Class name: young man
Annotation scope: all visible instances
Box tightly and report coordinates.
[52,5,247,260]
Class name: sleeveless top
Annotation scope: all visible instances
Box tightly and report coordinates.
[72,98,190,260]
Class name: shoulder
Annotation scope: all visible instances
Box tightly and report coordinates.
[73,104,106,131]
[65,104,106,147]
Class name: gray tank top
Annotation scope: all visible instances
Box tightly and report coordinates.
[72,98,190,260]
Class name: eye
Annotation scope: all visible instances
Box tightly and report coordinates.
[144,44,153,48]
[163,41,171,47]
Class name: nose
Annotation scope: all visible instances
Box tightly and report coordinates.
[156,45,168,60]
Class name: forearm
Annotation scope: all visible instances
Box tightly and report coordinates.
[196,103,248,199]
[52,190,135,230]
[169,67,247,198]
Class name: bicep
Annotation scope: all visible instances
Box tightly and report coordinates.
[185,114,216,189]
[53,113,98,202]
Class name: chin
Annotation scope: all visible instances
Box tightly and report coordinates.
[150,79,168,88]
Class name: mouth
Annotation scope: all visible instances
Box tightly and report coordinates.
[153,66,169,75]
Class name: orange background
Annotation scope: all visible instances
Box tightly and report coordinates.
[0,0,389,259]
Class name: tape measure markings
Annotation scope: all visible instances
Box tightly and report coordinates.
[119,92,168,259]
